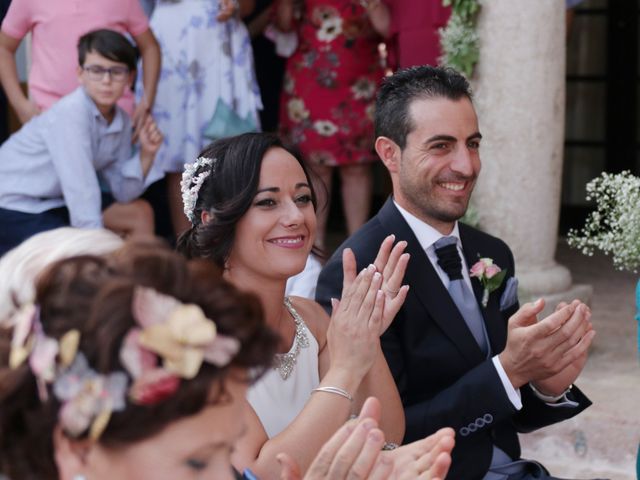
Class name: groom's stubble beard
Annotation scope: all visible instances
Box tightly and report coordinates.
[398,166,477,227]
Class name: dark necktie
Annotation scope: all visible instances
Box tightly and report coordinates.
[433,236,489,355]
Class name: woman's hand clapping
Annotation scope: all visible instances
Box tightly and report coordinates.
[341,234,410,335]
[277,397,454,480]
[326,257,385,382]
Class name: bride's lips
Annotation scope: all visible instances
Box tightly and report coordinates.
[266,235,306,249]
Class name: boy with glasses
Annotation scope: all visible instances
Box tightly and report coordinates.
[0,0,159,127]
[0,29,162,256]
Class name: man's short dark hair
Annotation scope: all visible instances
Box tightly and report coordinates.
[77,29,139,72]
[375,66,473,150]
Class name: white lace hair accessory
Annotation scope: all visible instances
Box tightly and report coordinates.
[181,157,218,223]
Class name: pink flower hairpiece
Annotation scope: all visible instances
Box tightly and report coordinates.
[53,353,128,440]
[119,287,241,405]
[8,305,123,440]
[9,303,80,401]
[7,287,242,440]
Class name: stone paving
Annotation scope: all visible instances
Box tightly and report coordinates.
[519,240,639,480]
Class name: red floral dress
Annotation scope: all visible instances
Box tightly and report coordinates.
[279,0,384,167]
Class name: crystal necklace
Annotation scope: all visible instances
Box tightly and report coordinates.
[274,297,310,380]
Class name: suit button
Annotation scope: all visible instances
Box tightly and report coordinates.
[474,418,486,428]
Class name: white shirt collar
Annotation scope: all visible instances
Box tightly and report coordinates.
[79,86,124,132]
[393,199,461,251]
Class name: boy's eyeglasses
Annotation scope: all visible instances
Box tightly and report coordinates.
[82,65,130,82]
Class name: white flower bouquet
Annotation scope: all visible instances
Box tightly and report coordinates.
[567,171,640,272]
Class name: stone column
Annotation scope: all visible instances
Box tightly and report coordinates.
[471,0,591,311]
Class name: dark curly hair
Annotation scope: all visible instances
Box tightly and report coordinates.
[176,132,319,266]
[0,239,278,479]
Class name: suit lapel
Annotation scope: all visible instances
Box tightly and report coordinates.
[459,225,506,354]
[377,200,485,366]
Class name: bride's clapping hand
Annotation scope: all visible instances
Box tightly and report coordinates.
[277,397,455,480]
[327,250,385,380]
[342,234,410,334]
[383,427,455,480]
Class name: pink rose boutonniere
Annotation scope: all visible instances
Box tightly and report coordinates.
[470,258,507,307]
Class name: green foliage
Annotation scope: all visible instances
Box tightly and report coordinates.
[567,171,640,272]
[443,0,480,20]
[439,0,481,77]
[460,201,480,228]
[485,269,506,293]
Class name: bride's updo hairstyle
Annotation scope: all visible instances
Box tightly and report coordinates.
[176,132,318,266]
[0,239,277,479]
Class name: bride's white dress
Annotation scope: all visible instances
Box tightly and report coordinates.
[246,298,320,438]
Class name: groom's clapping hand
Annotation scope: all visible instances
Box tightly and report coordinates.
[532,301,595,396]
[498,299,595,390]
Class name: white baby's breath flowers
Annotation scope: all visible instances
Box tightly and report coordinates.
[567,171,640,272]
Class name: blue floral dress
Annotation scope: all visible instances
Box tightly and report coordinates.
[139,0,262,174]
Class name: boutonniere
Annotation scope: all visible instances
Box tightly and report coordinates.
[470,258,507,307]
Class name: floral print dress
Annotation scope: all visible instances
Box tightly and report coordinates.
[279,0,384,167]
[139,0,262,175]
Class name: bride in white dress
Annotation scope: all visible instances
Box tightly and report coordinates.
[177,132,415,478]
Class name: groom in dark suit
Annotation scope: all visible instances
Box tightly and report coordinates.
[316,66,597,479]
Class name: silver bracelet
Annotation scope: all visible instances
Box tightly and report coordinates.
[529,383,572,403]
[311,386,353,402]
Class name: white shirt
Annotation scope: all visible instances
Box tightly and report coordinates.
[393,200,523,410]
[285,254,322,299]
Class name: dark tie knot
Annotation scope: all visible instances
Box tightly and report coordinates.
[434,239,463,281]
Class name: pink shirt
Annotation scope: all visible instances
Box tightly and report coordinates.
[1,0,149,112]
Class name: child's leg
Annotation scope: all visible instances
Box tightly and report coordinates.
[0,207,69,257]
[102,199,155,239]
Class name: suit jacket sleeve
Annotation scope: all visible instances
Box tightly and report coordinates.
[315,255,340,315]
[511,380,591,433]
[383,315,518,442]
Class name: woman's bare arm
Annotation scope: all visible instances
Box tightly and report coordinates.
[0,32,39,123]
[233,268,386,478]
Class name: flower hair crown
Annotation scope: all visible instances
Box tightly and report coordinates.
[181,156,218,224]
[8,288,240,441]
